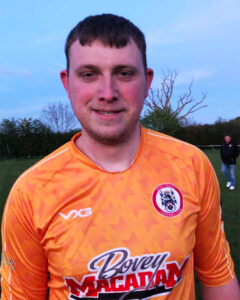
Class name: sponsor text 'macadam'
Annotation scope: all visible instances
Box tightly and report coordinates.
[64,248,189,299]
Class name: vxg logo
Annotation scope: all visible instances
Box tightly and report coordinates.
[59,208,92,220]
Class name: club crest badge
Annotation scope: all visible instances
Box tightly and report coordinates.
[152,184,183,217]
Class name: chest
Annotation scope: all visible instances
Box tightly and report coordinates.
[35,157,200,281]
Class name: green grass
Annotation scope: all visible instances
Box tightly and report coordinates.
[0,151,239,299]
[0,157,42,220]
[204,150,240,280]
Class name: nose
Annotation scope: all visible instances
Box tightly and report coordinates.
[97,75,118,102]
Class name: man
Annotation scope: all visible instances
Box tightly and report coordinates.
[220,134,239,190]
[1,14,240,300]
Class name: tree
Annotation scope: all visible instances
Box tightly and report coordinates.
[16,118,52,157]
[144,70,207,127]
[180,116,240,146]
[0,118,19,157]
[41,101,79,133]
[141,108,183,138]
[0,117,80,158]
[0,118,53,158]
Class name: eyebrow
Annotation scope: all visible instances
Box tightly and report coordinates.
[113,65,138,72]
[74,64,138,74]
[74,65,100,73]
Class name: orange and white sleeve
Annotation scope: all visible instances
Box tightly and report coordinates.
[193,153,235,287]
[1,186,48,300]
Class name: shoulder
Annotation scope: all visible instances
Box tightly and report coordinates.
[142,127,208,166]
[231,141,239,147]
[4,139,74,227]
[12,139,73,193]
[2,135,81,237]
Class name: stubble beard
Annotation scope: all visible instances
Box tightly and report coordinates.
[81,117,140,146]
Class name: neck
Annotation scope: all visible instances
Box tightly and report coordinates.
[75,126,141,172]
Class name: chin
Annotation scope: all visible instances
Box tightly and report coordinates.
[87,128,131,146]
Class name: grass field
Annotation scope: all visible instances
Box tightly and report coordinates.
[0,150,239,299]
[205,150,240,280]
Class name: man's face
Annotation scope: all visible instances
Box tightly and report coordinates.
[224,136,231,143]
[60,39,153,145]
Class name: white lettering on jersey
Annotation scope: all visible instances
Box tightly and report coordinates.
[59,208,92,220]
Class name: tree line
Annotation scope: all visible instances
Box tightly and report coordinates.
[0,115,239,159]
[141,111,240,147]
[181,117,240,146]
[0,118,78,158]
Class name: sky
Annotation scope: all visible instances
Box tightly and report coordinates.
[0,0,240,125]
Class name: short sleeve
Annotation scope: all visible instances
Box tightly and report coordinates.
[1,185,48,299]
[193,153,235,286]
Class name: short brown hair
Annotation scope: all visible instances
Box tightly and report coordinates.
[64,14,147,72]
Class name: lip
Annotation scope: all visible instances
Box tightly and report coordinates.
[91,109,125,120]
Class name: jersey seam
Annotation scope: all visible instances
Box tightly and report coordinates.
[13,147,70,188]
[41,155,75,188]
[146,131,200,150]
[146,130,202,161]
[223,237,234,279]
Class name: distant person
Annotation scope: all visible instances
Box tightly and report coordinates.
[220,134,239,190]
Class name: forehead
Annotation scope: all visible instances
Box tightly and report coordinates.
[68,39,143,69]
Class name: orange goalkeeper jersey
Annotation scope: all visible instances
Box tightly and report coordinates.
[1,127,235,300]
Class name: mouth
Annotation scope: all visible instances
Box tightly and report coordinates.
[92,109,124,116]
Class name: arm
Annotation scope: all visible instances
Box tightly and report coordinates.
[201,277,240,300]
[193,153,238,296]
[234,143,239,158]
[1,185,48,299]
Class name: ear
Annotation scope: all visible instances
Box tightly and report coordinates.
[60,70,70,98]
[145,68,154,97]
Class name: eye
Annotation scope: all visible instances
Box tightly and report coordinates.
[120,71,132,76]
[118,70,135,80]
[82,72,94,78]
[79,71,98,81]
